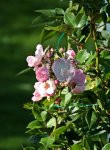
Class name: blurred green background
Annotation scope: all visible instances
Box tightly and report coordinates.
[0,0,68,149]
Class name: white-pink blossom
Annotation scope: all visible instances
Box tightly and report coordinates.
[32,90,42,102]
[66,49,76,59]
[34,79,56,100]
[35,67,49,82]
[26,44,44,68]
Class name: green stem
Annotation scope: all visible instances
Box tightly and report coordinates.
[90,16,99,76]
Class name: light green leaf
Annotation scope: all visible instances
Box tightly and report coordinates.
[64,92,72,106]
[71,144,83,150]
[47,117,56,128]
[27,120,42,129]
[76,50,90,64]
[101,30,110,40]
[64,12,76,28]
[102,143,110,150]
[40,136,55,148]
[41,111,47,122]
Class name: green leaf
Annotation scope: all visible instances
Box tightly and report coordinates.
[55,8,64,15]
[41,111,47,122]
[85,53,96,65]
[64,12,76,28]
[71,144,83,150]
[76,13,87,28]
[84,37,95,53]
[102,143,110,150]
[61,87,69,94]
[76,50,90,64]
[16,68,32,76]
[27,120,42,129]
[40,136,55,148]
[69,113,80,122]
[35,9,56,17]
[101,30,110,40]
[52,126,67,135]
[40,29,57,43]
[47,117,56,128]
[64,92,72,106]
[24,102,33,110]
[85,110,98,129]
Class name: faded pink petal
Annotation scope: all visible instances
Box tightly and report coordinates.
[35,44,44,56]
[66,50,76,59]
[35,67,49,82]
[45,79,56,95]
[32,90,42,101]
[26,56,37,67]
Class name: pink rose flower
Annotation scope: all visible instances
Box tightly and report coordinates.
[35,67,49,82]
[66,50,76,59]
[34,79,56,98]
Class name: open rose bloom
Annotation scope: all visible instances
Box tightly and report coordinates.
[26,44,86,102]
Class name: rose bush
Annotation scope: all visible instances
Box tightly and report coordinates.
[23,0,110,150]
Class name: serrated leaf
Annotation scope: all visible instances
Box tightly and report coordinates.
[47,117,56,128]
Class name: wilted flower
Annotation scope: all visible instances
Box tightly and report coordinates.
[70,69,86,93]
[52,58,75,82]
[35,66,49,82]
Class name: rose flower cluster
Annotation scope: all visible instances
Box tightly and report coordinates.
[26,44,86,102]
